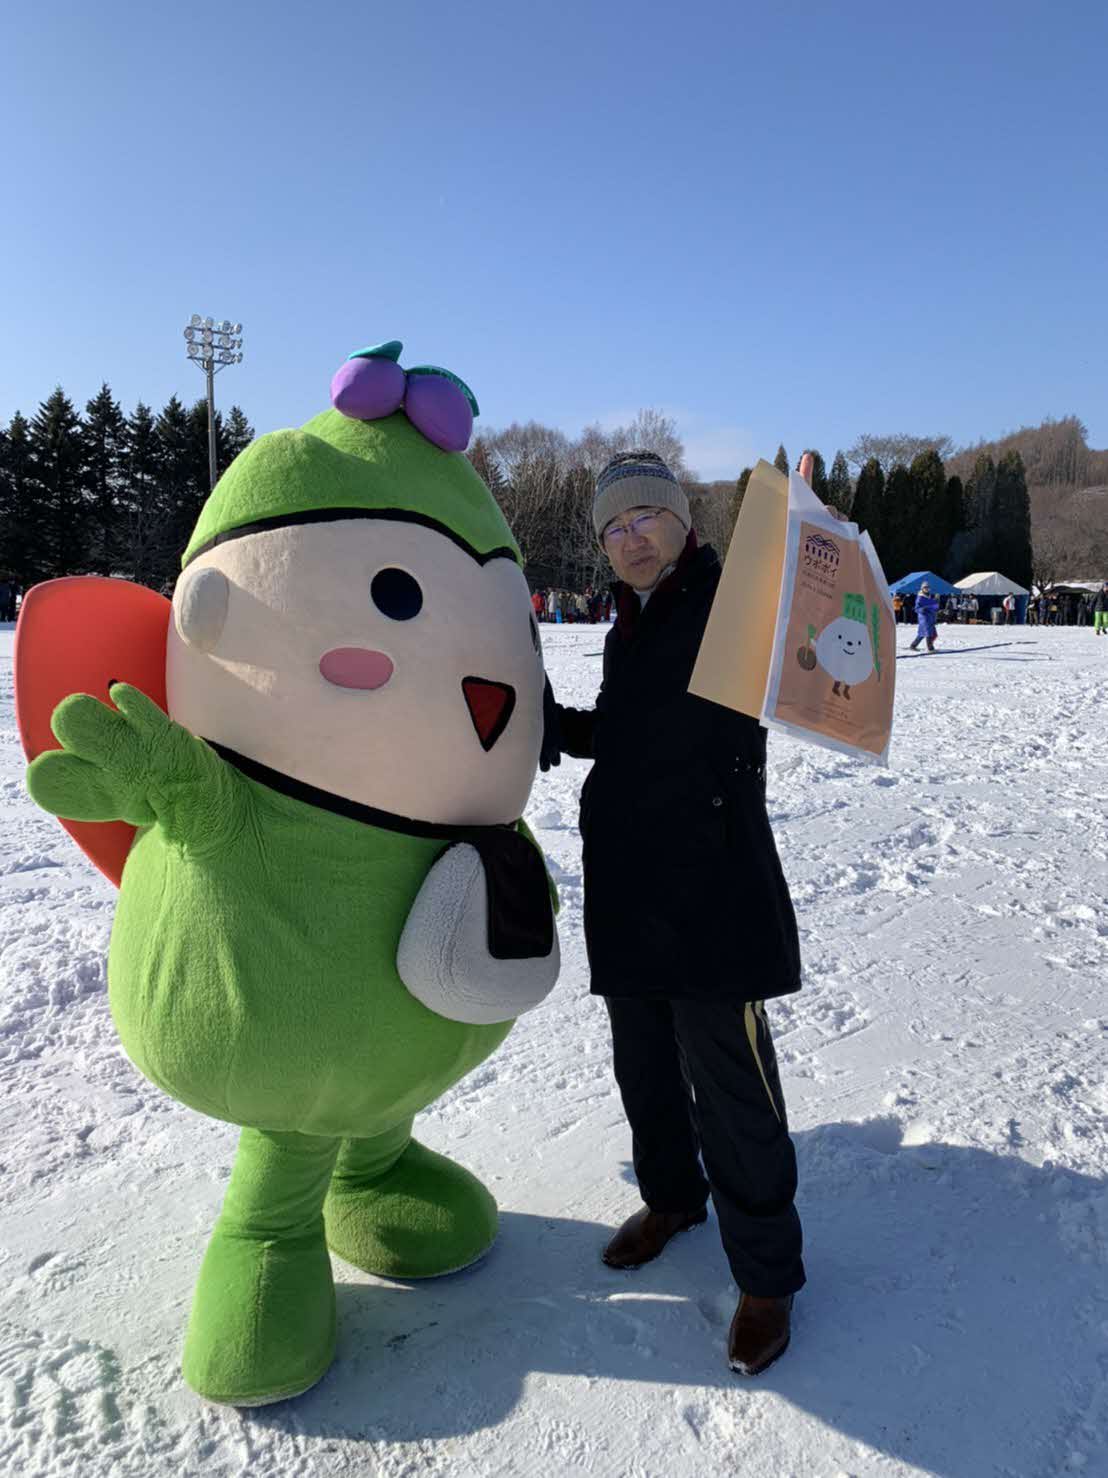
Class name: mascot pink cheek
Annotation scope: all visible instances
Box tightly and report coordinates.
[319,648,394,690]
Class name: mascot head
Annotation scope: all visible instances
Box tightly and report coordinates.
[168,342,544,826]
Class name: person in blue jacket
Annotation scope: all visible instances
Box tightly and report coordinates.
[909,582,940,652]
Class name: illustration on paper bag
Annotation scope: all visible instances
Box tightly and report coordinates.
[797,591,882,700]
[770,511,895,760]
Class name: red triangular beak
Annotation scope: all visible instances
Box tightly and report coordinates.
[462,677,516,752]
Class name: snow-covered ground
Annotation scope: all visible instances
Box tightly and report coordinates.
[1,621,1106,1478]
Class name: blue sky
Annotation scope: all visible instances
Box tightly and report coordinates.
[4,0,1106,479]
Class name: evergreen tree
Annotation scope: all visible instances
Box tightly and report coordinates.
[187,399,220,495]
[29,388,87,578]
[118,402,171,589]
[0,422,7,592]
[942,475,967,578]
[730,466,754,532]
[0,386,256,594]
[945,475,966,532]
[222,406,254,470]
[964,453,998,569]
[155,396,201,590]
[773,444,790,478]
[83,383,128,574]
[909,449,949,573]
[850,457,886,551]
[993,450,1032,587]
[826,451,853,515]
[0,412,41,587]
[882,463,915,581]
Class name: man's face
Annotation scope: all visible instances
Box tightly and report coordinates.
[601,506,688,590]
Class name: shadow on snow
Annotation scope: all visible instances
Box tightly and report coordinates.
[251,1119,1107,1477]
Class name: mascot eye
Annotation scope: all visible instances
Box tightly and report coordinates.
[371,568,423,620]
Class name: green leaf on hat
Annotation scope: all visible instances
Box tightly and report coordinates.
[347,341,403,362]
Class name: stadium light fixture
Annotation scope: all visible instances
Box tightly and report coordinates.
[182,313,246,490]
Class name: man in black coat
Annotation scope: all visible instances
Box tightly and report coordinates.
[542,450,805,1376]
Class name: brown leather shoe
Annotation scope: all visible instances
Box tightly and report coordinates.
[727,1293,794,1375]
[601,1205,708,1270]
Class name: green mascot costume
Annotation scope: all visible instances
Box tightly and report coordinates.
[25,342,559,1406]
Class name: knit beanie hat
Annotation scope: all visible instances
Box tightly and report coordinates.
[592,451,691,542]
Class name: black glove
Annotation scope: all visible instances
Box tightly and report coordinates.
[539,674,562,773]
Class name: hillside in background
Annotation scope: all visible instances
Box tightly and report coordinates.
[948,416,1108,577]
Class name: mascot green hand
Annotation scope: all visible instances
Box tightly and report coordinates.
[30,683,232,830]
[25,343,560,1408]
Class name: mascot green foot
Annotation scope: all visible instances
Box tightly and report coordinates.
[183,1128,341,1407]
[324,1121,497,1279]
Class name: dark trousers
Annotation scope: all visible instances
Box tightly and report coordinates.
[604,995,805,1298]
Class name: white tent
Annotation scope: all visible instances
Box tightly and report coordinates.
[954,571,1029,596]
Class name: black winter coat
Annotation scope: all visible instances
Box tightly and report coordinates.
[555,543,801,1001]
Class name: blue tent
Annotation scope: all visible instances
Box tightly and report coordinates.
[888,570,956,596]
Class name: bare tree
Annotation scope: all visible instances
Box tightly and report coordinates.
[617,409,688,479]
[575,423,621,476]
[949,415,1093,490]
[687,479,740,553]
[483,421,572,481]
[470,409,696,592]
[845,432,954,474]
[496,454,564,575]
[1030,520,1087,592]
[575,408,688,480]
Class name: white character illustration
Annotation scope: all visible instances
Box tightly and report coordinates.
[804,593,880,700]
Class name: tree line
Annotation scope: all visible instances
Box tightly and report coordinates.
[0,386,253,594]
[811,443,1033,590]
[3,384,1075,602]
[475,421,1033,592]
[948,415,1108,588]
[467,409,741,593]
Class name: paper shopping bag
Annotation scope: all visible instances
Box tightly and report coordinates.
[690,461,897,763]
[689,460,789,718]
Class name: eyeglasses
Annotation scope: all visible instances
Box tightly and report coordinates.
[602,509,666,546]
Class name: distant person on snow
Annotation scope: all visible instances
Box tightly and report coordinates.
[1094,584,1108,637]
[1002,593,1016,624]
[540,448,805,1378]
[909,583,940,652]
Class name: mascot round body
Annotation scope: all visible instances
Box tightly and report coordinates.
[25,343,558,1406]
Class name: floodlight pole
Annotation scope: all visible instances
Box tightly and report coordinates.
[182,316,245,491]
[205,357,218,492]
